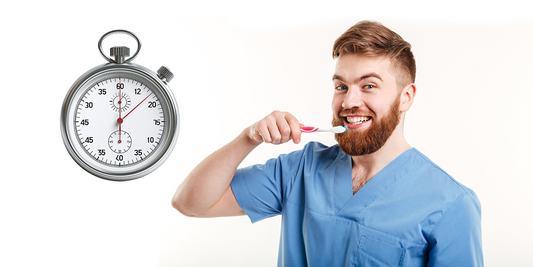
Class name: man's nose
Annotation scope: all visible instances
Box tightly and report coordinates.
[342,88,363,109]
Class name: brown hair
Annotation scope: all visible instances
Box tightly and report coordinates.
[332,20,416,89]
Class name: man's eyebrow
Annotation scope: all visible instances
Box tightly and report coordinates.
[332,72,383,83]
[359,73,383,82]
[332,74,344,82]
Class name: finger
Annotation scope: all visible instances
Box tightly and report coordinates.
[285,113,302,144]
[275,112,298,144]
[265,111,286,144]
[267,119,283,144]
[276,120,291,144]
[258,120,275,144]
[256,114,281,144]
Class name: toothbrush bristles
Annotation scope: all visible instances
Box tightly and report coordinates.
[332,126,347,133]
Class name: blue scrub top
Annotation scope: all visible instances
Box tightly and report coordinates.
[231,142,483,266]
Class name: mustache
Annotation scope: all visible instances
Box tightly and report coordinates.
[338,107,375,118]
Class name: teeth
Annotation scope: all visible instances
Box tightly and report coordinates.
[346,117,370,124]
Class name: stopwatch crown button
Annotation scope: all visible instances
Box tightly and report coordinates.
[157,66,174,83]
[110,46,130,64]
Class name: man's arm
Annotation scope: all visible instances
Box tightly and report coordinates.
[171,111,302,218]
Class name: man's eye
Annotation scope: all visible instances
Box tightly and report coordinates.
[335,85,348,90]
[363,84,376,89]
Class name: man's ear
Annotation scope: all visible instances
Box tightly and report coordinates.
[400,83,416,112]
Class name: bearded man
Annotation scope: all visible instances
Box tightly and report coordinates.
[172,21,483,266]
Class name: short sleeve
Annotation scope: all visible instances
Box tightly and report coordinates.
[427,189,484,266]
[231,148,305,223]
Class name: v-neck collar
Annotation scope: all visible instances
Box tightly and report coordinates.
[333,147,419,220]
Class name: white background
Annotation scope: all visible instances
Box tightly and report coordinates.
[1,1,532,266]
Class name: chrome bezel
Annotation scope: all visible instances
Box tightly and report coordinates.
[60,63,179,181]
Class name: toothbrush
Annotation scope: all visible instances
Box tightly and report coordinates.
[301,126,347,133]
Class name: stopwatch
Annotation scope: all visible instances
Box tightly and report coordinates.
[60,30,179,181]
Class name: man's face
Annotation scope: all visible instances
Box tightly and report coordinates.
[331,53,402,156]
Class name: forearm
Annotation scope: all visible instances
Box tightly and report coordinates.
[172,111,302,217]
[172,128,258,217]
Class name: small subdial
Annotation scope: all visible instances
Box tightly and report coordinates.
[109,92,131,113]
[108,130,132,153]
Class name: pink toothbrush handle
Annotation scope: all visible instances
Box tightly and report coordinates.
[301,126,319,133]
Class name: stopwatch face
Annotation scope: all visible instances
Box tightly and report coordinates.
[77,76,162,164]
[61,64,179,181]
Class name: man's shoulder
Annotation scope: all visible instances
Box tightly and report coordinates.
[408,148,477,197]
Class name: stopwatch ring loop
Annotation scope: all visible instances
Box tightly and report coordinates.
[98,29,142,64]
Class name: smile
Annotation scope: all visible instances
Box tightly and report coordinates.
[345,116,371,125]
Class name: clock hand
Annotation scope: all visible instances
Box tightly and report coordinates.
[118,121,123,144]
[118,77,123,144]
[122,92,153,120]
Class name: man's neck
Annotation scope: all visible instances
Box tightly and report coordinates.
[350,131,411,194]
[352,137,411,171]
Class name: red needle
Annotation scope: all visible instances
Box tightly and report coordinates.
[122,92,153,120]
[118,77,122,144]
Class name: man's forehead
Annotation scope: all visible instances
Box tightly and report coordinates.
[335,53,391,69]
[334,54,394,82]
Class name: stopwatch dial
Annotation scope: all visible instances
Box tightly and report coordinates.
[75,77,165,166]
[110,92,131,113]
[108,130,132,153]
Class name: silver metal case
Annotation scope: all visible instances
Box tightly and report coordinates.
[60,30,179,181]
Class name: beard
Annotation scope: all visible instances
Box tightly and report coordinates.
[332,95,401,156]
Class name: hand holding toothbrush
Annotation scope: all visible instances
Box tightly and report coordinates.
[247,111,303,145]
[246,111,347,146]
